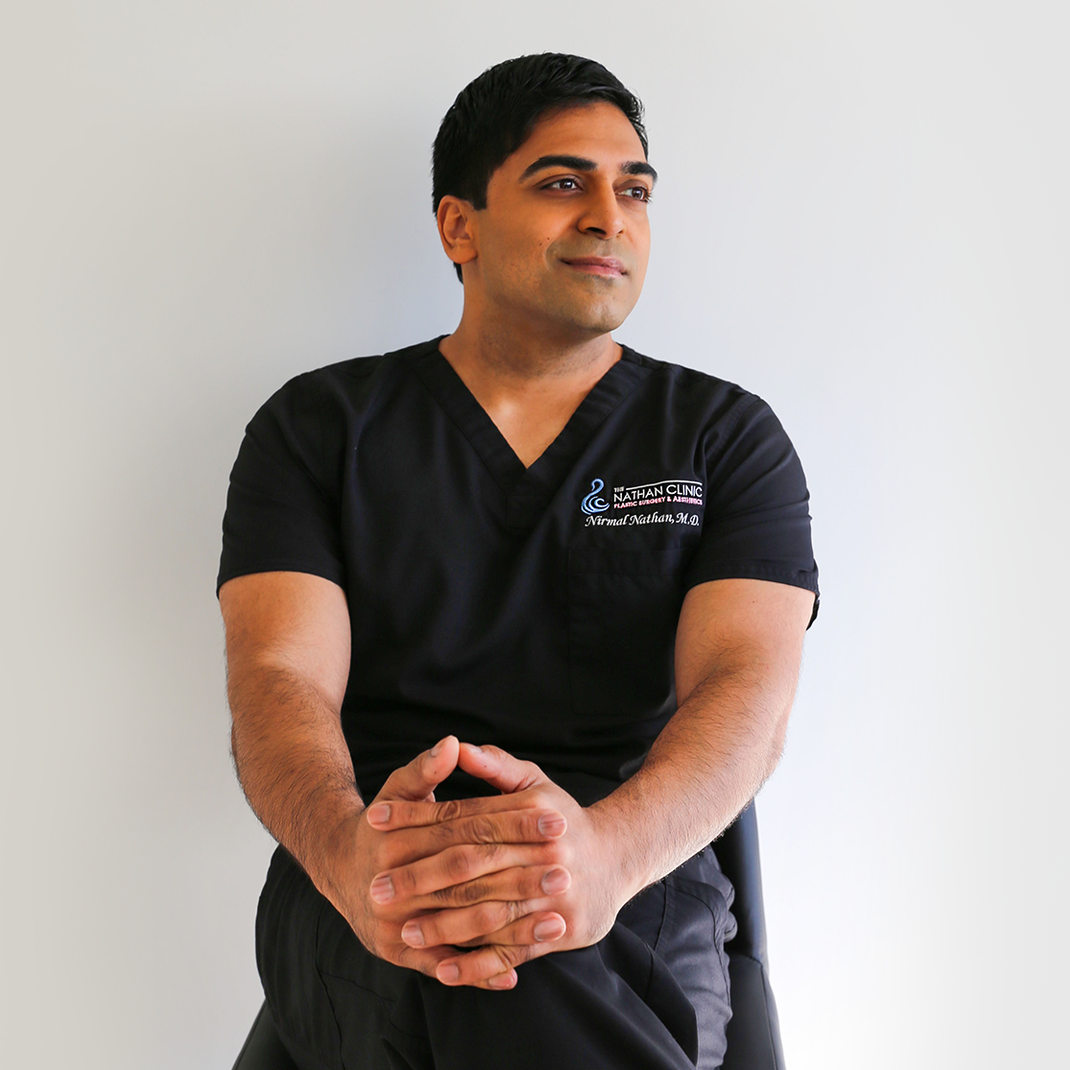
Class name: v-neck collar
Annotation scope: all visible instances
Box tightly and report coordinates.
[408,338,651,527]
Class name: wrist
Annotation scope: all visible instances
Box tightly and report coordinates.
[301,792,367,909]
[585,796,656,906]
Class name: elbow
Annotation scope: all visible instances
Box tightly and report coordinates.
[763,700,792,777]
[772,707,790,758]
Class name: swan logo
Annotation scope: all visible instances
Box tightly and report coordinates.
[580,478,610,515]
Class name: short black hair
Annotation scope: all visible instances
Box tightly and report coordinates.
[432,53,648,281]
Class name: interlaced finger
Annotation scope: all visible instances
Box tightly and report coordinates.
[401,896,567,950]
[434,940,557,990]
[456,909,568,950]
[375,807,566,872]
[366,792,545,831]
[373,844,562,905]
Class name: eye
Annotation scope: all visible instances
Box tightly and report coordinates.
[544,177,581,191]
[621,184,652,203]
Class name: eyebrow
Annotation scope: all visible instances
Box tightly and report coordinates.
[519,154,658,184]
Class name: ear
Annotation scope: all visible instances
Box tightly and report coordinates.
[436,196,479,271]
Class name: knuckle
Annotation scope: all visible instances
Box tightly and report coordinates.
[428,822,454,848]
[467,815,499,843]
[496,943,530,969]
[493,901,525,933]
[478,901,509,931]
[394,866,419,896]
[476,841,504,865]
[461,878,491,905]
[444,848,474,882]
[440,877,488,906]
[436,799,464,823]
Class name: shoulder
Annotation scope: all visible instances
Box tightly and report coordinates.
[251,337,443,434]
[267,337,441,410]
[619,345,776,440]
[235,338,443,481]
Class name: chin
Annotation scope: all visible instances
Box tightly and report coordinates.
[521,285,638,339]
[574,301,635,336]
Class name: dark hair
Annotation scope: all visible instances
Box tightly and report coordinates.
[432,53,648,281]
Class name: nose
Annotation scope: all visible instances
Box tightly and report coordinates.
[578,181,625,239]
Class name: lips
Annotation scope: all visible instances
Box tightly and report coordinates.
[560,256,627,277]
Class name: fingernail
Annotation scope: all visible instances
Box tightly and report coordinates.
[429,738,445,758]
[437,962,460,984]
[487,972,515,989]
[366,803,391,825]
[534,918,565,942]
[541,868,570,895]
[401,922,424,947]
[537,813,566,837]
[369,875,394,903]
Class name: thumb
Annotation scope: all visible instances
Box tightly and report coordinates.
[457,743,545,795]
[377,736,460,802]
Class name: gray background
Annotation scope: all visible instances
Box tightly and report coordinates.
[3,2,1066,1066]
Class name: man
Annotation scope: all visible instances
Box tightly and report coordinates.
[219,54,818,1070]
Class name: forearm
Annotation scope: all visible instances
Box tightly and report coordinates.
[591,658,793,901]
[220,572,577,989]
[229,661,364,905]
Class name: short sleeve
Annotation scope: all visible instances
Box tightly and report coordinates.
[217,373,347,594]
[684,396,819,623]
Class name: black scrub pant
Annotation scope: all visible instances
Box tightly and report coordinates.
[257,845,736,1070]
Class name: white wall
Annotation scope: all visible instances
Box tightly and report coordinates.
[3,3,1066,1067]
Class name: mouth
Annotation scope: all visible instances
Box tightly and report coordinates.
[560,257,627,278]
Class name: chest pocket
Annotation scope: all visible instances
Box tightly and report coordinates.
[567,547,686,726]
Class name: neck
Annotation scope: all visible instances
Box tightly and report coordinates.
[439,303,621,396]
[437,308,623,468]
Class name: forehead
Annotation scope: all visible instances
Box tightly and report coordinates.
[499,101,648,177]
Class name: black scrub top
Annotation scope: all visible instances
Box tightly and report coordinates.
[218,338,819,805]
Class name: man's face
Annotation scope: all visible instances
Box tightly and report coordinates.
[465,101,655,341]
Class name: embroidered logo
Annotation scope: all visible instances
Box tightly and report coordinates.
[580,478,611,515]
[580,477,705,527]
[612,480,704,508]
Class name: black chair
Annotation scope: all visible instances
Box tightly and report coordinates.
[717,803,786,1070]
[233,802,784,1070]
[233,1002,299,1070]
